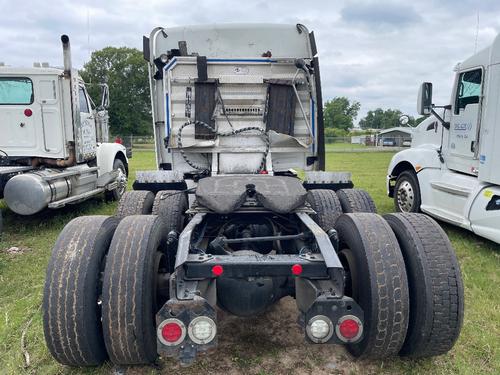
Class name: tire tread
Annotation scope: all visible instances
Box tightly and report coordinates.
[337,189,377,213]
[116,191,154,218]
[306,189,343,230]
[384,213,464,357]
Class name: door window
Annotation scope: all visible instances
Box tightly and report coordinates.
[79,86,90,113]
[454,69,482,114]
[0,77,34,104]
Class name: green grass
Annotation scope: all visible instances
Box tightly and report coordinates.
[325,142,368,151]
[0,150,499,374]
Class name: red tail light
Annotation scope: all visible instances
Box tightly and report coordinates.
[211,265,224,277]
[157,318,186,346]
[162,323,182,342]
[291,264,303,276]
[335,315,363,342]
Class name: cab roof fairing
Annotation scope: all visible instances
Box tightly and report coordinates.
[458,33,500,71]
[147,23,315,63]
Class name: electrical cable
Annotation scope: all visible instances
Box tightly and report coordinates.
[177,120,269,174]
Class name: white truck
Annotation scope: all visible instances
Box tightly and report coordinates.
[387,34,500,244]
[0,35,128,219]
[43,24,463,369]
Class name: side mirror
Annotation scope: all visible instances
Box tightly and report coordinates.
[100,84,109,109]
[417,82,433,115]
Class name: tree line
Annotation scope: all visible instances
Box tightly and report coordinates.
[81,47,426,137]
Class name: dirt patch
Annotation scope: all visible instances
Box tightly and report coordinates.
[118,297,379,375]
[2,246,31,256]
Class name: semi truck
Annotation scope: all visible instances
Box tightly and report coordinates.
[43,24,464,368]
[387,34,500,244]
[0,35,128,221]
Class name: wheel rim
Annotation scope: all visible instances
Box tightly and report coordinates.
[154,252,170,312]
[116,166,127,197]
[338,248,358,301]
[396,179,414,212]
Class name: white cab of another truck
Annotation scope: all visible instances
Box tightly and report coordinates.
[387,34,500,244]
[0,35,128,216]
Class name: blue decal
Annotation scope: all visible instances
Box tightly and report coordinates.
[207,58,277,63]
[311,99,315,153]
[165,93,170,137]
[163,57,178,72]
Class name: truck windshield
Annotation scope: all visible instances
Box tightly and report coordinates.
[0,77,34,105]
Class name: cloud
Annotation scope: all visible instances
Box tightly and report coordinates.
[341,2,421,30]
[1,0,499,122]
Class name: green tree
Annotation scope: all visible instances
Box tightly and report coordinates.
[359,108,416,129]
[80,47,152,136]
[323,97,361,131]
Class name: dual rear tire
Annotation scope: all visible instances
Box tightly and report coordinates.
[43,214,176,366]
[43,188,463,366]
[310,190,463,359]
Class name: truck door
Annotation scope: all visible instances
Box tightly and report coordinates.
[78,85,97,158]
[38,76,64,154]
[447,67,483,174]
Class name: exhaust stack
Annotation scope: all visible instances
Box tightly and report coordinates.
[61,34,72,76]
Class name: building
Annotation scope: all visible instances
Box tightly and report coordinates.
[377,127,413,147]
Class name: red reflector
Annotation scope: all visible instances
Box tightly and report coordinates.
[291,264,303,275]
[24,108,33,117]
[212,265,224,276]
[161,322,182,343]
[338,319,359,339]
[259,170,268,174]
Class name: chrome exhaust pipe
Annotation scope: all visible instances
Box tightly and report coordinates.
[61,34,72,77]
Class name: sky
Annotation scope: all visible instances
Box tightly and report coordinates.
[1,0,500,122]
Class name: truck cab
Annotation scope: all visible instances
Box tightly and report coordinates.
[0,68,101,160]
[0,36,128,216]
[387,34,500,244]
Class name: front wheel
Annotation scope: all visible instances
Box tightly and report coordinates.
[394,170,421,212]
[106,159,128,201]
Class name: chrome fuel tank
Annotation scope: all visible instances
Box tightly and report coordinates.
[4,170,71,215]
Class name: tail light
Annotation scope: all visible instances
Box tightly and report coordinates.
[211,265,224,277]
[187,316,217,345]
[291,264,303,276]
[157,318,186,346]
[306,315,334,343]
[335,315,363,343]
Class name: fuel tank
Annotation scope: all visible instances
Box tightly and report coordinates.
[4,170,71,215]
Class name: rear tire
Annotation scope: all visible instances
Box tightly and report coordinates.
[43,216,119,366]
[394,171,421,213]
[115,190,154,218]
[102,215,167,365]
[337,189,377,213]
[307,189,343,231]
[334,213,409,358]
[152,190,188,233]
[384,213,464,357]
